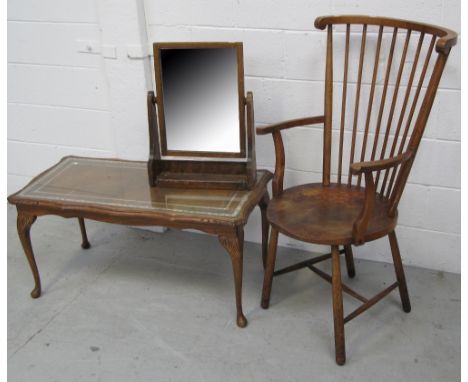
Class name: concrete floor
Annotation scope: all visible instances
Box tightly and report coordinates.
[7,205,460,382]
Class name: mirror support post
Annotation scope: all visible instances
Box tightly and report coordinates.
[246,92,257,188]
[147,91,161,186]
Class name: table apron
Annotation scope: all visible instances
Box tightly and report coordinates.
[15,203,243,236]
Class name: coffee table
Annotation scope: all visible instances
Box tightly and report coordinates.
[8,156,272,328]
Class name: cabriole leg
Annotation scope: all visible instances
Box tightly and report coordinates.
[388,231,411,313]
[219,227,247,328]
[78,217,90,249]
[17,211,41,298]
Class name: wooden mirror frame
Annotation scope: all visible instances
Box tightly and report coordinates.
[155,42,246,158]
[147,42,256,190]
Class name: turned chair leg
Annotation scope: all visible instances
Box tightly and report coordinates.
[17,212,41,298]
[258,192,270,269]
[344,244,356,278]
[331,245,346,365]
[261,227,279,309]
[78,217,90,249]
[388,231,411,313]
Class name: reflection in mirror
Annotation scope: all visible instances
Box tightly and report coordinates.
[160,47,241,154]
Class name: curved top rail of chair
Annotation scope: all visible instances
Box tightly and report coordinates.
[314,15,457,54]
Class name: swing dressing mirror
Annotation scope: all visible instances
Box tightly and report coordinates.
[148,42,256,189]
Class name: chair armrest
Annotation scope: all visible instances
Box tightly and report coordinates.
[350,151,412,175]
[256,116,325,135]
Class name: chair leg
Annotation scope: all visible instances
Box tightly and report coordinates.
[258,191,270,269]
[78,217,90,249]
[261,227,279,309]
[331,245,346,365]
[388,231,411,313]
[344,244,356,278]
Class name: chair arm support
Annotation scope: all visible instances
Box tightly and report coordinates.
[256,115,325,135]
[257,115,324,197]
[350,151,412,175]
[350,151,413,245]
[352,172,376,245]
[271,131,285,197]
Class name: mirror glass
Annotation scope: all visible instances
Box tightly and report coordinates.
[159,47,241,154]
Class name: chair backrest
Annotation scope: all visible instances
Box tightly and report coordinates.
[315,15,456,213]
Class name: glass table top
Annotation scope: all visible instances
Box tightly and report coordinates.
[15,157,268,218]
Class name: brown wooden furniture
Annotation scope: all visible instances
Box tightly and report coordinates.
[148,42,257,190]
[257,15,457,365]
[8,156,272,328]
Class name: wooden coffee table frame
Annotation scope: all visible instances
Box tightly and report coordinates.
[8,162,272,328]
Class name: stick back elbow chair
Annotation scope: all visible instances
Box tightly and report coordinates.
[257,15,457,365]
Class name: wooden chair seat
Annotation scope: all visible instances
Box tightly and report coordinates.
[267,183,397,245]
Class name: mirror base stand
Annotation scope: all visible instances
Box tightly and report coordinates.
[148,159,256,190]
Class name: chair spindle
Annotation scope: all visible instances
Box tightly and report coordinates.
[337,24,350,185]
[369,27,398,184]
[347,24,367,186]
[357,26,384,187]
[323,25,333,186]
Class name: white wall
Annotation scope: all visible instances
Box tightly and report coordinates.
[7,0,151,188]
[8,0,461,273]
[7,0,114,191]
